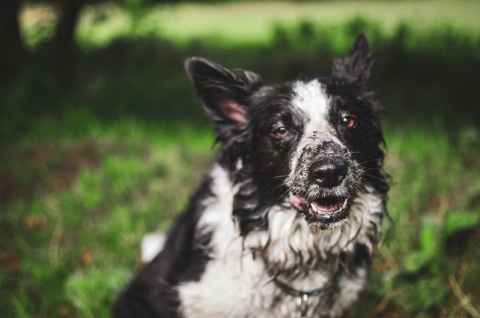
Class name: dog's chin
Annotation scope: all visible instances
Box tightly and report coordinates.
[289,193,350,230]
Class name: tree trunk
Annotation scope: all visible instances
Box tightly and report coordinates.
[0,0,24,82]
[52,0,85,92]
[53,0,85,50]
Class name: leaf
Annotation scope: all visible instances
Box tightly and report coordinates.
[409,277,446,311]
[66,267,132,317]
[404,251,433,274]
[420,216,439,254]
[445,212,479,236]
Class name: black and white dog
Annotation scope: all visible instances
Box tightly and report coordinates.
[114,34,389,318]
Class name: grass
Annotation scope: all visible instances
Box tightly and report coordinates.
[2,1,480,317]
[1,113,480,317]
[372,127,480,316]
[143,0,480,45]
[21,1,480,49]
[0,112,215,317]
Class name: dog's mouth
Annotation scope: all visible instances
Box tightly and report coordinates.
[289,193,349,227]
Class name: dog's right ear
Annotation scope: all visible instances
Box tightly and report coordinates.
[332,33,372,86]
[185,57,263,132]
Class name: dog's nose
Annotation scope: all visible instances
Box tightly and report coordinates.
[310,158,348,188]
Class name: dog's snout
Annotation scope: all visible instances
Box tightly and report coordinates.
[310,157,348,188]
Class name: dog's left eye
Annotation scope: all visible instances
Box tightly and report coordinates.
[341,116,358,129]
[272,126,290,137]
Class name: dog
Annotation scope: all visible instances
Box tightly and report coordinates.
[113,34,389,318]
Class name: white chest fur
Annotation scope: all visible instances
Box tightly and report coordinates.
[177,165,383,317]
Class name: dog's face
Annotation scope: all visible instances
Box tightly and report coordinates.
[186,34,387,232]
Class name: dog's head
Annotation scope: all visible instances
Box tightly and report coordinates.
[186,34,388,233]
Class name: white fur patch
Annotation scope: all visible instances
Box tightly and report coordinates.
[177,163,384,317]
[291,79,329,124]
[288,80,345,184]
[141,232,166,263]
[178,164,270,317]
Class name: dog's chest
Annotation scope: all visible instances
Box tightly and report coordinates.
[176,246,335,318]
[177,248,275,317]
[173,165,321,317]
[175,164,381,317]
[176,235,366,318]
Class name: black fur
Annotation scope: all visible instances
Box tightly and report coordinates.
[113,34,389,318]
[113,177,215,317]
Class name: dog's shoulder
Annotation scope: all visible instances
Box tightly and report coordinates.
[113,165,232,317]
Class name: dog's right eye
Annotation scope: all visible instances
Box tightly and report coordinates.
[272,126,290,138]
[341,116,358,129]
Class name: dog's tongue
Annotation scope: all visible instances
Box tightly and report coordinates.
[289,193,308,208]
[311,200,344,213]
[290,193,345,214]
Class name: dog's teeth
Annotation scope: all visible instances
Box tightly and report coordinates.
[310,199,348,214]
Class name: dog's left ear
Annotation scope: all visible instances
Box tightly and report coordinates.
[185,57,263,132]
[332,33,373,86]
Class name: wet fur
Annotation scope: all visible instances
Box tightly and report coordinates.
[113,34,389,318]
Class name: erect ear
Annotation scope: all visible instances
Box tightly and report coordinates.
[185,57,263,130]
[332,33,373,85]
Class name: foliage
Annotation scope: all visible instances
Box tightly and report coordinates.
[2,113,479,317]
[0,111,214,316]
[1,2,480,317]
[361,127,480,316]
[4,3,480,139]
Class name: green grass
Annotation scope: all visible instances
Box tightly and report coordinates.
[143,0,480,44]
[1,112,479,317]
[3,1,480,317]
[21,0,480,49]
[371,127,480,316]
[0,112,215,317]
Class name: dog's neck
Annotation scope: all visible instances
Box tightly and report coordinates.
[221,155,385,279]
[178,163,385,317]
[205,161,384,272]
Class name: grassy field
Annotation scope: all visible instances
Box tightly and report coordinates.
[22,0,480,48]
[2,112,479,317]
[1,113,215,317]
[135,0,480,44]
[2,1,480,317]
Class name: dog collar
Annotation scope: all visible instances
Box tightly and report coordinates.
[263,256,344,318]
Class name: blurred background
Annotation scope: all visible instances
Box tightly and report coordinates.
[1,0,480,317]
